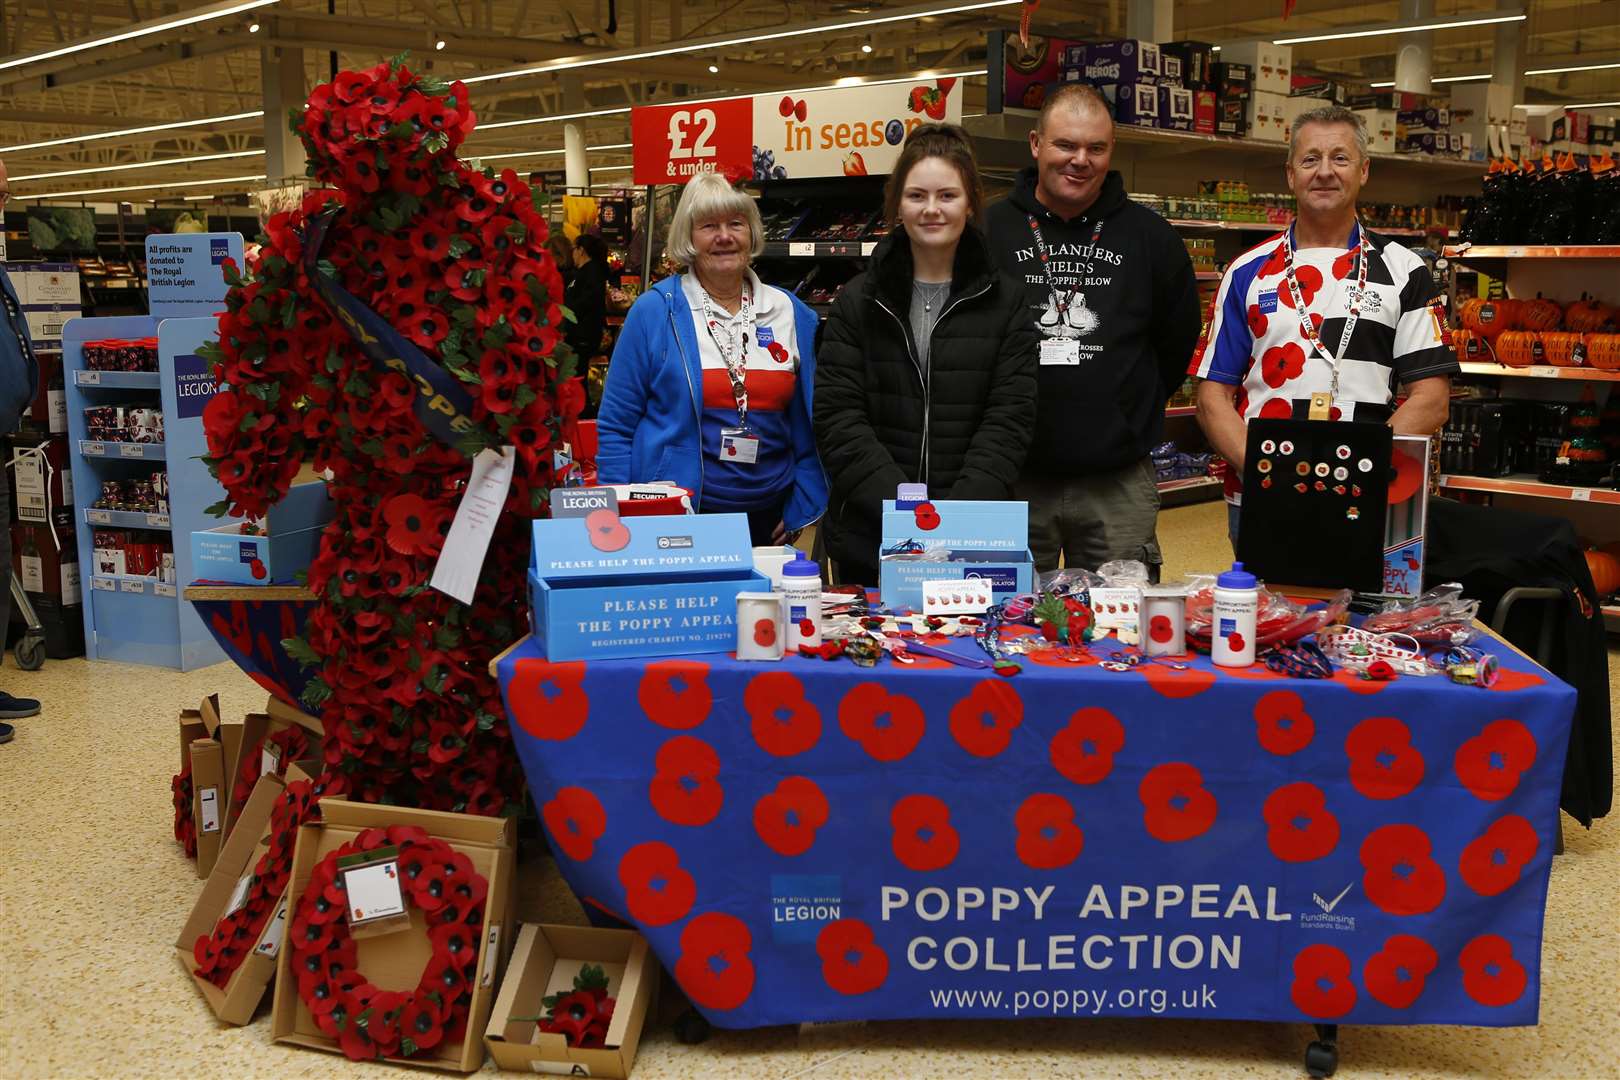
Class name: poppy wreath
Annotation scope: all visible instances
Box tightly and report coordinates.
[193,774,346,988]
[199,56,583,814]
[230,725,312,818]
[289,826,490,1061]
[172,765,197,858]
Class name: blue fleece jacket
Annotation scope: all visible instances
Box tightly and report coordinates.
[596,274,829,531]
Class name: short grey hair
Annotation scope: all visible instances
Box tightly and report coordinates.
[1289,105,1369,163]
[665,172,765,268]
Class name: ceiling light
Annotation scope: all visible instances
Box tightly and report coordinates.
[12,148,264,183]
[436,39,447,51]
[21,173,269,201]
[861,39,874,54]
[1369,73,1491,88]
[248,22,260,32]
[0,0,281,73]
[1271,11,1525,46]
[1524,60,1620,76]
[707,61,720,73]
[1512,100,1620,110]
[589,164,633,172]
[1565,100,1620,110]
[462,0,1018,85]
[476,142,634,162]
[835,75,863,86]
[0,109,264,154]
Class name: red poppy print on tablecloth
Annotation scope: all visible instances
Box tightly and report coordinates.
[673,913,755,1011]
[1459,934,1528,1007]
[1278,264,1323,309]
[1137,662,1217,700]
[1454,718,1537,802]
[948,681,1023,758]
[1363,934,1437,1010]
[753,776,830,856]
[1247,303,1269,337]
[1359,823,1446,915]
[617,841,696,926]
[637,660,713,729]
[1487,667,1545,692]
[890,794,959,871]
[507,659,589,741]
[1139,763,1218,843]
[816,919,889,996]
[1049,707,1125,785]
[1332,666,1392,695]
[1254,689,1315,755]
[540,786,605,861]
[1263,782,1340,862]
[746,672,821,757]
[1015,793,1085,869]
[648,735,724,826]
[838,683,925,762]
[1260,342,1308,388]
[1290,943,1357,1019]
[1458,814,1539,897]
[1345,716,1425,799]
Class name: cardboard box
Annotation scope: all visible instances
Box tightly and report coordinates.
[2,262,81,305]
[485,925,656,1079]
[1211,61,1252,89]
[8,435,74,523]
[1100,81,1161,126]
[1449,83,1512,149]
[1217,42,1291,95]
[225,696,325,836]
[191,737,227,878]
[1073,39,1162,85]
[1355,109,1398,154]
[1158,85,1195,131]
[1160,41,1215,90]
[21,303,79,346]
[879,500,1034,610]
[1289,75,1348,105]
[190,481,333,585]
[1246,91,1290,142]
[1282,95,1317,128]
[528,511,768,661]
[271,799,517,1073]
[1192,89,1217,134]
[1159,54,1183,86]
[176,765,304,1025]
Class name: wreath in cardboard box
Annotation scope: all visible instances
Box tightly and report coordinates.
[230,725,312,818]
[172,765,196,858]
[288,825,489,1061]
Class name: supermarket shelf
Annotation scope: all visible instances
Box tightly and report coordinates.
[1157,475,1223,506]
[1438,474,1620,506]
[88,573,177,598]
[1443,244,1620,260]
[84,507,171,530]
[74,370,160,389]
[79,439,166,460]
[1165,405,1198,417]
[761,240,877,259]
[1458,362,1620,383]
[1172,219,1433,237]
[1194,271,1222,281]
[1604,603,1620,635]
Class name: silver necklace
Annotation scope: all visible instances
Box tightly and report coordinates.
[914,279,949,313]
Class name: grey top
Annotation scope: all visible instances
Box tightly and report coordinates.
[909,278,950,381]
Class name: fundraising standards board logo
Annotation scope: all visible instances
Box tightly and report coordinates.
[1299,881,1356,932]
[771,875,842,944]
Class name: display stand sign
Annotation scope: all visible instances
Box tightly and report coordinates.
[879,499,1034,610]
[145,233,243,319]
[631,77,964,185]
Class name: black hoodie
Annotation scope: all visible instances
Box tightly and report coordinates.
[982,167,1201,477]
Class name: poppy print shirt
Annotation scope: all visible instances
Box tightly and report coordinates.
[1189,223,1458,503]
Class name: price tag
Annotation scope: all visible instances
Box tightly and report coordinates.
[154,582,177,597]
[120,577,146,594]
[78,370,101,385]
[82,441,106,456]
[119,442,147,458]
[861,241,877,256]
[254,898,289,957]
[1530,367,1558,378]
[1570,488,1592,501]
[481,923,502,988]
[789,242,816,257]
[92,576,115,592]
[149,513,170,528]
[87,509,111,524]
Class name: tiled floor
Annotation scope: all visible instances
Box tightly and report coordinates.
[2,498,1616,1079]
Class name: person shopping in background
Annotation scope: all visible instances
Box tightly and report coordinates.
[596,172,827,546]
[565,234,610,420]
[816,124,1038,587]
[983,82,1202,579]
[1190,106,1455,547]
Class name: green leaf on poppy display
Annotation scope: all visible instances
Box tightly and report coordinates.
[359,438,384,457]
[476,711,495,732]
[203,498,231,518]
[236,414,259,433]
[455,433,488,458]
[560,302,577,325]
[355,1007,374,1029]
[282,635,322,670]
[411,738,429,755]
[406,649,422,672]
[512,384,537,410]
[317,259,338,279]
[447,235,472,259]
[344,374,373,398]
[530,487,545,513]
[400,1037,418,1057]
[576,963,610,992]
[449,363,480,385]
[423,665,447,695]
[325,347,344,374]
[281,303,297,329]
[311,373,335,391]
[434,625,462,650]
[302,676,332,712]
[481,321,513,350]
[396,193,422,219]
[423,132,450,155]
[540,993,562,1011]
[504,219,527,244]
[376,206,403,232]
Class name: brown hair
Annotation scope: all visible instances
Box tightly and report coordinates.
[1038,81,1114,134]
[883,122,984,227]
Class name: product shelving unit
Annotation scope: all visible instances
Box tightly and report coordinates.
[1457,362,1620,383]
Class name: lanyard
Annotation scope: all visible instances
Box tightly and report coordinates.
[1283,221,1368,403]
[699,286,755,429]
[1026,213,1104,321]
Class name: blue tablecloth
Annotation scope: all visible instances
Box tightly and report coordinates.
[190,592,317,706]
[498,628,1574,1030]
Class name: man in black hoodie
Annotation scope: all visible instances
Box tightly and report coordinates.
[984,83,1202,576]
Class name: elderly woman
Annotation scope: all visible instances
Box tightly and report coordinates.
[597,172,827,545]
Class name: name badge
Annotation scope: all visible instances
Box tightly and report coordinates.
[720,427,760,464]
[1039,339,1081,366]
[756,326,774,347]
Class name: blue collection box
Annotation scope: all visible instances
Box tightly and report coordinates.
[189,482,333,585]
[878,499,1033,611]
[528,511,768,661]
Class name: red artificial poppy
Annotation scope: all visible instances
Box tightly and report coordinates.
[408,221,449,262]
[1290,944,1357,1019]
[1247,304,1268,337]
[673,912,755,1011]
[948,681,1022,758]
[541,786,606,861]
[1049,707,1125,785]
[890,793,959,871]
[1387,450,1424,505]
[1458,814,1539,897]
[753,776,829,856]
[816,918,889,996]
[1363,934,1438,1009]
[555,376,586,420]
[913,502,941,531]
[1253,689,1314,756]
[332,70,371,104]
[637,660,712,729]
[1458,934,1527,1007]
[746,672,820,756]
[1262,782,1340,862]
[1344,716,1425,799]
[1139,762,1218,843]
[648,735,724,826]
[617,841,697,925]
[1014,792,1085,869]
[505,658,589,741]
[838,682,925,762]
[381,493,435,556]
[405,307,449,350]
[1454,718,1537,802]
[1260,342,1308,388]
[1359,823,1446,915]
[584,508,632,552]
[768,341,791,364]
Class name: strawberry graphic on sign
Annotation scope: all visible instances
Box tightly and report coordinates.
[907,79,955,120]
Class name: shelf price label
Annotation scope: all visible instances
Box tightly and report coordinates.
[789,242,817,257]
[630,97,753,186]
[119,577,147,594]
[82,441,106,456]
[87,509,112,524]
[149,513,170,528]
[154,582,178,597]
[118,443,147,458]
[1570,488,1592,502]
[861,241,878,256]
[92,576,115,592]
[78,370,101,386]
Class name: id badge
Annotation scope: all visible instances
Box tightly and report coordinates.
[720,427,760,464]
[1039,338,1081,366]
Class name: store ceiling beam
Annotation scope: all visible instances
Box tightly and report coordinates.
[0,27,257,94]
[2,106,172,128]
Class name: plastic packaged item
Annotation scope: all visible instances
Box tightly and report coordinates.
[1139,583,1188,656]
[782,553,823,652]
[1211,562,1258,666]
[1361,582,1479,645]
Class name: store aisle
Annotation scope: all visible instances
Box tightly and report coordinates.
[2,502,1615,1080]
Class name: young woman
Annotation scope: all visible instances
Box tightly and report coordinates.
[814,123,1039,585]
[596,172,826,545]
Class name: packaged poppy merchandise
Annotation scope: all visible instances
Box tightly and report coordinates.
[271,799,517,1071]
[484,924,657,1079]
[172,694,224,865]
[225,694,326,837]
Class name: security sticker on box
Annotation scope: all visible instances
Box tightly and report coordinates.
[254,897,289,958]
[199,787,221,833]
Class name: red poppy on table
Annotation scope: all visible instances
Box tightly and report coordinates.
[949,680,1023,758]
[1290,943,1357,1018]
[890,793,959,871]
[1049,706,1125,785]
[1458,934,1527,1007]
[649,735,724,826]
[1262,782,1340,862]
[673,913,755,1011]
[1458,814,1539,897]
[838,682,926,762]
[746,672,821,756]
[637,660,713,729]
[617,841,697,925]
[541,786,606,861]
[1014,792,1085,869]
[1363,934,1438,1009]
[1345,716,1425,799]
[1359,823,1446,915]
[1136,662,1217,699]
[1453,718,1537,802]
[816,918,888,995]
[1139,762,1218,842]
[1253,689,1314,755]
[753,776,830,856]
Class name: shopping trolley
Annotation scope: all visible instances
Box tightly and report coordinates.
[9,575,46,670]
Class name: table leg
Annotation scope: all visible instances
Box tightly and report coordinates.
[1306,1022,1339,1077]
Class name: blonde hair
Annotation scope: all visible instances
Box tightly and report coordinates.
[665,172,764,268]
